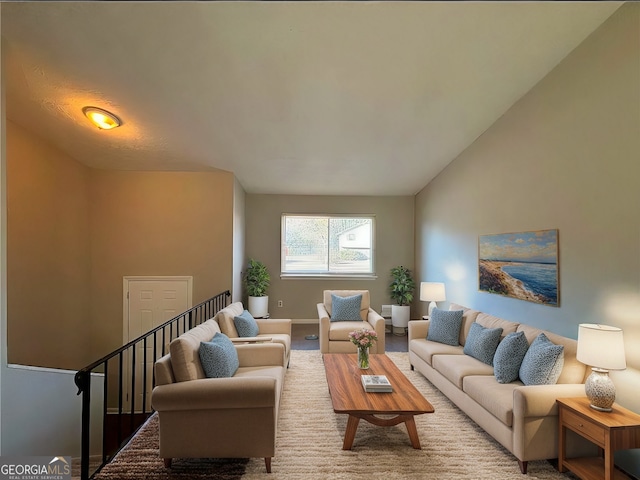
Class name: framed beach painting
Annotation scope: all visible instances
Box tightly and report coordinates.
[478,229,559,307]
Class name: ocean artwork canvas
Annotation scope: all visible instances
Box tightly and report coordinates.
[478,229,559,306]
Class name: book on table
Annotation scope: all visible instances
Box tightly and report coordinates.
[361,374,393,392]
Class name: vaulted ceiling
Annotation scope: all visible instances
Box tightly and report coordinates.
[1,2,621,195]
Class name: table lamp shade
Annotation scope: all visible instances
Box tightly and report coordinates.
[576,324,626,370]
[420,282,446,302]
[420,282,446,318]
[576,323,626,412]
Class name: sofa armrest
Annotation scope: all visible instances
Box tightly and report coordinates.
[230,336,273,344]
[366,308,386,353]
[408,320,430,341]
[318,303,331,353]
[513,384,587,417]
[318,302,330,322]
[256,319,292,336]
[236,343,285,368]
[152,376,276,411]
[366,309,385,329]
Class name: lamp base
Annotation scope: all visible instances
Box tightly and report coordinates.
[428,301,438,317]
[585,368,615,412]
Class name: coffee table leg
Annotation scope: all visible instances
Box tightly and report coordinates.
[343,415,360,450]
[405,417,421,449]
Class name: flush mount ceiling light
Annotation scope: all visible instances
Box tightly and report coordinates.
[82,106,122,130]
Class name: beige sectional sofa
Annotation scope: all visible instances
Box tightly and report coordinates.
[408,304,594,474]
[151,316,288,473]
[215,301,292,366]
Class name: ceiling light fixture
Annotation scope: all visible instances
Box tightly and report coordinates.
[82,106,122,130]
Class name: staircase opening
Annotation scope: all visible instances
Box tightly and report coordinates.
[74,290,231,480]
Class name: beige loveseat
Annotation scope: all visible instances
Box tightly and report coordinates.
[215,301,292,366]
[408,304,594,474]
[317,290,386,354]
[151,318,287,473]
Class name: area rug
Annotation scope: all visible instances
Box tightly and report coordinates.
[95,350,576,479]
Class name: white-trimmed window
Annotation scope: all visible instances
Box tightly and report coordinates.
[281,214,375,277]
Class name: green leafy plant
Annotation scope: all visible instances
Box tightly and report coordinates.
[389,265,415,306]
[243,259,270,297]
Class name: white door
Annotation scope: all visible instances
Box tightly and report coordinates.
[124,276,192,412]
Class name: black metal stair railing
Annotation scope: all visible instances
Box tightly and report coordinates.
[74,290,231,480]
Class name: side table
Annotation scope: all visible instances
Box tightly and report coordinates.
[557,397,640,480]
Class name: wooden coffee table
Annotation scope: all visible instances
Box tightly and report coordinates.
[323,353,435,450]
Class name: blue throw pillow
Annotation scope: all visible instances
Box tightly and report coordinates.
[331,294,362,321]
[519,333,564,386]
[426,308,463,346]
[493,331,530,383]
[463,322,503,366]
[234,309,260,337]
[199,333,239,378]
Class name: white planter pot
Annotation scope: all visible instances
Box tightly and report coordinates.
[248,296,269,318]
[391,305,411,328]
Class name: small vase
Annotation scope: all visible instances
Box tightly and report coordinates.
[357,346,370,369]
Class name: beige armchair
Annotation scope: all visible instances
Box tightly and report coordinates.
[214,302,292,366]
[151,319,286,473]
[317,290,386,354]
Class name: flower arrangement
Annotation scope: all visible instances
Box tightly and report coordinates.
[348,328,378,349]
[349,328,378,369]
[349,329,378,369]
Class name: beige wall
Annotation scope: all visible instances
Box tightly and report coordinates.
[415,4,640,412]
[89,170,234,359]
[232,177,246,303]
[6,121,236,366]
[6,121,92,369]
[245,194,414,319]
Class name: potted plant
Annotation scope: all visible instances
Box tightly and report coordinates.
[243,259,270,318]
[389,265,415,331]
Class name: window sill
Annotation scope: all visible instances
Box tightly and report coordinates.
[280,273,378,281]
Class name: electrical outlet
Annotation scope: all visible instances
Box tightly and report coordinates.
[277,300,283,307]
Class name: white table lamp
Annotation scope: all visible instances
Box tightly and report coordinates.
[420,282,446,318]
[576,323,626,412]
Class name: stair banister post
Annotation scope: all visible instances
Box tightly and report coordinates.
[74,370,91,480]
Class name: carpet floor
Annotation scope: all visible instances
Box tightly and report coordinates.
[95,350,577,479]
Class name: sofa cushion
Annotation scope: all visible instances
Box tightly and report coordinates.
[493,331,530,383]
[475,313,519,337]
[409,339,464,366]
[199,333,240,378]
[519,333,564,386]
[449,303,481,346]
[517,324,585,384]
[427,308,464,346]
[234,309,260,337]
[409,339,465,365]
[215,302,245,338]
[169,319,221,382]
[463,375,522,427]
[324,290,370,321]
[328,321,372,341]
[330,294,363,321]
[432,354,494,389]
[463,322,503,366]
